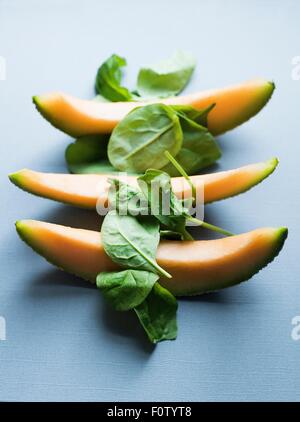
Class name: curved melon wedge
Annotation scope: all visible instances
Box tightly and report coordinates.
[16,220,287,296]
[9,158,278,209]
[33,79,275,137]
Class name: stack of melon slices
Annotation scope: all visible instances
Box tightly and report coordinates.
[10,79,287,296]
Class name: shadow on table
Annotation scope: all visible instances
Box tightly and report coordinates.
[25,267,155,352]
[36,204,103,232]
[99,301,156,353]
[28,268,95,295]
[35,198,235,242]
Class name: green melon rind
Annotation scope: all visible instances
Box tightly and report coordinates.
[212,81,275,135]
[15,220,288,297]
[15,220,96,281]
[205,157,278,204]
[174,226,288,296]
[33,95,81,138]
[8,170,94,210]
[8,158,278,209]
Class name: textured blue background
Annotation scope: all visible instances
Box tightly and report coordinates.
[0,0,300,401]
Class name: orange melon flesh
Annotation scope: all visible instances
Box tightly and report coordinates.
[9,158,278,209]
[16,220,287,296]
[33,79,275,137]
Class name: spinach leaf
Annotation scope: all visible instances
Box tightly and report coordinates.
[137,50,196,98]
[134,282,178,343]
[162,108,221,176]
[108,178,149,216]
[138,169,193,240]
[171,103,216,127]
[65,135,118,174]
[96,269,159,311]
[164,150,197,200]
[68,164,138,176]
[108,104,183,172]
[95,54,133,102]
[163,152,234,237]
[101,211,171,278]
[67,160,117,174]
[159,230,183,240]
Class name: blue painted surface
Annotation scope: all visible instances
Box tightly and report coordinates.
[0,0,299,401]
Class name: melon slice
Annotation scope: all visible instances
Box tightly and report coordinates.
[33,79,275,137]
[16,220,287,296]
[9,158,278,209]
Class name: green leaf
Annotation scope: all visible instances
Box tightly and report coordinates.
[108,178,149,216]
[137,169,193,240]
[96,269,159,311]
[159,230,183,240]
[65,135,117,174]
[164,150,196,200]
[137,50,196,98]
[134,283,178,343]
[101,211,171,278]
[67,160,117,174]
[95,54,133,102]
[108,103,183,172]
[162,107,221,176]
[170,103,216,127]
[161,154,233,236]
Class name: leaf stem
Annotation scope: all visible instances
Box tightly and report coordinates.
[164,150,196,200]
[123,122,174,160]
[164,150,233,237]
[187,216,234,237]
[150,259,172,279]
[118,220,172,279]
[182,229,194,241]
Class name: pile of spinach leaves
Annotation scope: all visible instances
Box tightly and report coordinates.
[97,177,178,344]
[65,51,222,177]
[97,155,233,343]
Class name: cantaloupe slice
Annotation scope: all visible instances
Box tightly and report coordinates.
[9,158,278,209]
[33,79,275,137]
[16,220,287,296]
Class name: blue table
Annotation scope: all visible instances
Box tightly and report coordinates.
[0,0,299,401]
